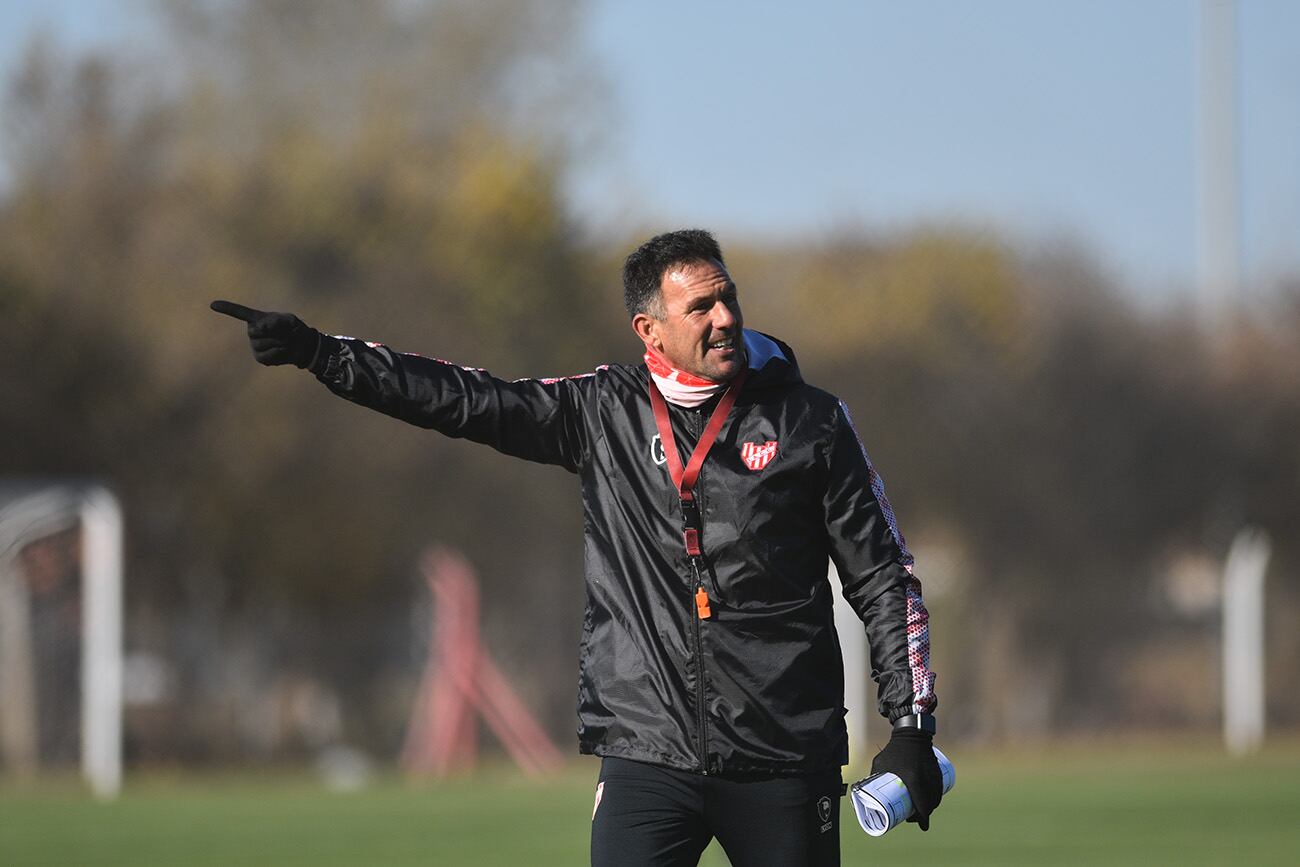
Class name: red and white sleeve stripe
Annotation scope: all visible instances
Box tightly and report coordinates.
[839,401,937,716]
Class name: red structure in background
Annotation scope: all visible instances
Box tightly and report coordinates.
[401,547,564,778]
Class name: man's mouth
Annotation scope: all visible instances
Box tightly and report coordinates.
[708,337,737,353]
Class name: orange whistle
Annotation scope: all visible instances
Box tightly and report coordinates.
[695,586,712,620]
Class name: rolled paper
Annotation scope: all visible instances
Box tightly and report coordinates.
[849,746,955,837]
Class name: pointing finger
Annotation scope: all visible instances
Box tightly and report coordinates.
[210,300,264,323]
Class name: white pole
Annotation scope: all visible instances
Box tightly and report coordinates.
[0,486,82,777]
[831,562,870,767]
[79,487,123,798]
[0,557,38,776]
[1197,0,1242,323]
[1222,528,1269,755]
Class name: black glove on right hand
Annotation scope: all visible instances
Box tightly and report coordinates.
[870,727,943,831]
[210,300,323,370]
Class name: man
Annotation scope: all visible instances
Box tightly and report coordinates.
[213,229,942,866]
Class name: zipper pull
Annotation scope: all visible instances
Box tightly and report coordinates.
[695,585,712,620]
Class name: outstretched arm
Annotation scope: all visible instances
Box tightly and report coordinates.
[211,300,592,472]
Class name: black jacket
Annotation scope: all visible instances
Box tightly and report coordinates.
[313,329,937,776]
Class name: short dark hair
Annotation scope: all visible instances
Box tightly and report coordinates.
[622,229,725,319]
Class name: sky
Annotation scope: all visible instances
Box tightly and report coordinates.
[2,0,1297,304]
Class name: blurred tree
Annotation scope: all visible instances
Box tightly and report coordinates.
[1,0,620,757]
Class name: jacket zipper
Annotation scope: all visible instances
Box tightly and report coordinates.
[690,555,709,775]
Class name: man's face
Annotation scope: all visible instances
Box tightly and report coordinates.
[633,258,746,382]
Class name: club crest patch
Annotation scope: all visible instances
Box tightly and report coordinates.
[740,440,778,471]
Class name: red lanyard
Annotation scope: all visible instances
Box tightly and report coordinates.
[648,370,748,617]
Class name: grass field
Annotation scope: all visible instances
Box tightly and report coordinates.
[3,740,1299,866]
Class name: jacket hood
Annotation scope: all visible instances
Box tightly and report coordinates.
[744,329,802,388]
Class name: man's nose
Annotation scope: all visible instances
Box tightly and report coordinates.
[710,300,737,329]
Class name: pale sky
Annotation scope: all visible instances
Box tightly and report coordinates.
[3,0,1298,303]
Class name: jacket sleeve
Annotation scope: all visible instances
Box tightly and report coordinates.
[823,399,938,723]
[310,335,592,473]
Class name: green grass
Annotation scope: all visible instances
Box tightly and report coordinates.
[3,741,1299,866]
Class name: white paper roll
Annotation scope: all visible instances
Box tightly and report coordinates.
[848,746,955,836]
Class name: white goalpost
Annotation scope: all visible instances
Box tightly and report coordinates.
[0,483,123,798]
[1222,528,1270,755]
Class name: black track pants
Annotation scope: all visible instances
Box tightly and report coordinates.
[589,757,842,867]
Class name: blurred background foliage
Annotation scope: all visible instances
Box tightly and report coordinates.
[1,0,1296,766]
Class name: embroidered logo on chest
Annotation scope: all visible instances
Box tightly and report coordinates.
[740,440,778,471]
[650,434,667,465]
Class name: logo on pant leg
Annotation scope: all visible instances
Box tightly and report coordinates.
[817,795,833,833]
[592,781,605,820]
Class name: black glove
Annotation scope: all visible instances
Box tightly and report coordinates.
[211,300,324,370]
[870,727,943,831]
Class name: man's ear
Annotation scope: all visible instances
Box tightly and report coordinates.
[631,312,660,351]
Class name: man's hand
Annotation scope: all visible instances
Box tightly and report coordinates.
[210,300,323,369]
[870,727,943,831]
